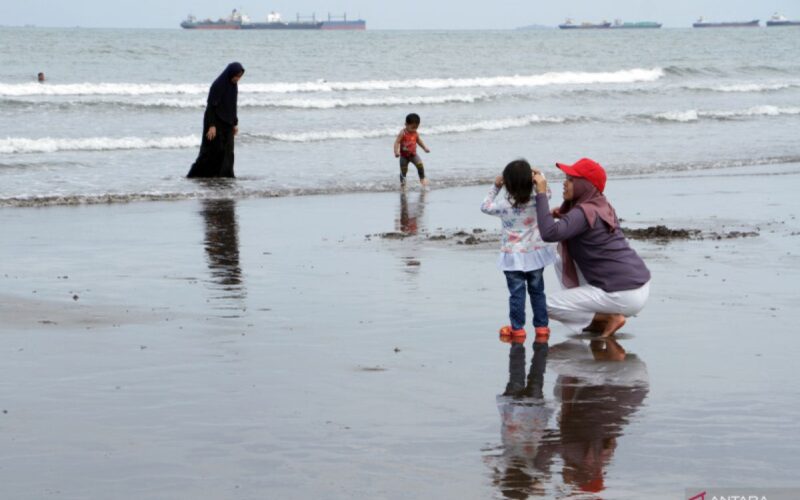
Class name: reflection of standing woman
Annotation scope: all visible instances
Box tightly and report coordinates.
[187,62,245,178]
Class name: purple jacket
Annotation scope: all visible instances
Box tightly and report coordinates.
[535,193,650,292]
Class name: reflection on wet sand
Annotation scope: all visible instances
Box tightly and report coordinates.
[488,337,649,498]
[397,190,427,273]
[398,189,426,236]
[200,198,246,312]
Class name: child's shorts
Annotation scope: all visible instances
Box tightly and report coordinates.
[399,155,424,169]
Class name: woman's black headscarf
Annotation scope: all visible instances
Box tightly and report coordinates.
[208,62,245,125]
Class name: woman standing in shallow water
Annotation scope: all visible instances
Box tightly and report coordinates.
[187,62,245,178]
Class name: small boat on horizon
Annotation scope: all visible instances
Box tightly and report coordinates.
[692,17,759,28]
[766,13,800,27]
[558,18,611,29]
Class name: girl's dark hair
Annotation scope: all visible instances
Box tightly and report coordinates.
[405,113,421,125]
[503,159,533,208]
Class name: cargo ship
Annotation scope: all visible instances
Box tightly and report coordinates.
[692,17,759,28]
[180,9,246,29]
[180,10,366,30]
[766,13,800,27]
[240,12,322,30]
[558,18,611,29]
[610,19,662,29]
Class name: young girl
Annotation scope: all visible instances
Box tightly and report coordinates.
[481,159,555,343]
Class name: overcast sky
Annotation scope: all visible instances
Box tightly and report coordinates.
[1,0,797,29]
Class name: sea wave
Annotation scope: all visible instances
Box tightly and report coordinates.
[664,64,795,78]
[0,68,664,96]
[257,114,570,142]
[689,83,797,93]
[0,114,570,153]
[0,93,490,110]
[663,65,725,77]
[609,155,800,176]
[0,135,199,154]
[648,105,800,122]
[4,103,794,154]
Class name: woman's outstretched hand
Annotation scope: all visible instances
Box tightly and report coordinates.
[206,126,217,141]
[532,169,548,194]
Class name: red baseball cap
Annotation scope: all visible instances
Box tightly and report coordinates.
[556,158,607,193]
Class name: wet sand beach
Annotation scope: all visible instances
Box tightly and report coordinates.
[1,162,799,499]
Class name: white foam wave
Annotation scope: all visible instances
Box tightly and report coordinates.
[1,113,566,153]
[705,83,794,93]
[127,93,487,109]
[0,83,208,97]
[0,68,664,96]
[653,106,800,122]
[0,135,199,154]
[0,114,565,153]
[704,105,800,118]
[251,93,486,109]
[262,114,566,142]
[653,110,700,122]
[249,68,664,92]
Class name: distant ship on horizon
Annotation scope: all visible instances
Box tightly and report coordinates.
[766,13,800,27]
[558,18,612,29]
[557,18,661,30]
[692,17,759,28]
[180,9,366,30]
[610,19,662,29]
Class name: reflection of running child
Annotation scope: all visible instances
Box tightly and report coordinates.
[394,113,430,187]
[398,189,426,235]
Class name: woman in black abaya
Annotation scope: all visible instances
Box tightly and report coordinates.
[187,62,245,178]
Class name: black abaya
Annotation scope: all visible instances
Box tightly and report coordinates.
[187,110,235,178]
[187,62,244,178]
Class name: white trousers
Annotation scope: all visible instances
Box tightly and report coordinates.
[546,281,650,333]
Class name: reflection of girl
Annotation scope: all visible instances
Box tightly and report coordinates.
[533,158,651,337]
[187,62,245,178]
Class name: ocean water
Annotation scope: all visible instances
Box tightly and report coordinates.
[0,27,799,206]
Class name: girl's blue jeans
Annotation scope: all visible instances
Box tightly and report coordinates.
[503,269,548,330]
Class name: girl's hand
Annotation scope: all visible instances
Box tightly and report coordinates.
[423,147,430,153]
[552,208,562,218]
[494,175,504,188]
[206,126,217,141]
[233,126,239,136]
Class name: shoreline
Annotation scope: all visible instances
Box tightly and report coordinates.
[1,156,799,209]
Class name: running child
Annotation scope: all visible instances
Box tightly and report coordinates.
[481,159,556,343]
[394,113,430,187]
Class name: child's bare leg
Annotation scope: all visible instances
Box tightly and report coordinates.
[399,159,409,187]
[413,158,427,186]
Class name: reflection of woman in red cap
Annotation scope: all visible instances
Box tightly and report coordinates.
[532,158,651,337]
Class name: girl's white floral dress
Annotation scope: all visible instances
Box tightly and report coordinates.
[481,185,557,271]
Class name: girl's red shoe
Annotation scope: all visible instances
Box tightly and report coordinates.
[498,325,527,340]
